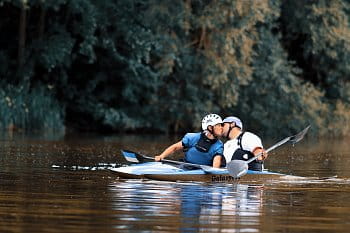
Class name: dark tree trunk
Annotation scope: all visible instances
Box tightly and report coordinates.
[38,3,46,39]
[18,1,27,68]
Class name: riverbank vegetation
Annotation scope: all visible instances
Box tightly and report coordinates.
[0,0,349,137]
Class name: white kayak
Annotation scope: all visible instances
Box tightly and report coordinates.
[109,162,285,183]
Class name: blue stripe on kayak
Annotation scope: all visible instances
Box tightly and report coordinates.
[246,170,281,175]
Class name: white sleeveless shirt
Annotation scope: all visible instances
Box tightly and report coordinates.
[223,131,263,165]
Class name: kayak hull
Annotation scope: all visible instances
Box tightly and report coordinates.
[144,172,283,183]
[110,162,285,183]
[110,170,144,179]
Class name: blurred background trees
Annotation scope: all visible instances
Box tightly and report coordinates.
[0,0,349,137]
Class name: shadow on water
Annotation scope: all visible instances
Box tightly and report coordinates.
[0,132,350,232]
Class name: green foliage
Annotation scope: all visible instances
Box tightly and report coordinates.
[237,24,329,136]
[0,0,349,136]
[115,0,282,131]
[281,0,350,102]
[38,31,75,71]
[278,0,350,136]
[0,82,65,131]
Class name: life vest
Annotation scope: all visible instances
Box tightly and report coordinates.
[231,132,263,171]
[195,132,217,152]
[182,132,223,166]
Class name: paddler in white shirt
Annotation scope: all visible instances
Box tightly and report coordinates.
[222,116,268,171]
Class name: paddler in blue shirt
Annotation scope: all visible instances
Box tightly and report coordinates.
[155,114,224,168]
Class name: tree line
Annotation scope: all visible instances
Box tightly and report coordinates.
[0,0,349,137]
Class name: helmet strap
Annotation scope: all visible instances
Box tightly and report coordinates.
[225,123,235,139]
[207,126,217,138]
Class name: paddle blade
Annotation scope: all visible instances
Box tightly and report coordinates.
[290,125,311,144]
[227,160,248,178]
[121,150,142,163]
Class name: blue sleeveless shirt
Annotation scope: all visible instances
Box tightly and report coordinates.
[182,132,224,166]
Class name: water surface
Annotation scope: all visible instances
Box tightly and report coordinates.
[0,133,350,232]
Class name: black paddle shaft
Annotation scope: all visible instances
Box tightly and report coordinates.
[121,150,214,172]
[247,125,311,163]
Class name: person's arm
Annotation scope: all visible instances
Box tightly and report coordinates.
[212,155,222,168]
[244,133,267,161]
[252,147,268,161]
[155,141,183,161]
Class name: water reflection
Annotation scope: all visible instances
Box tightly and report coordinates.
[109,180,264,232]
[1,133,350,232]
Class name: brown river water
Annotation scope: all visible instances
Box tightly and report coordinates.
[0,132,350,233]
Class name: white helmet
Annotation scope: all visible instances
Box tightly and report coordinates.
[223,116,243,130]
[201,114,223,131]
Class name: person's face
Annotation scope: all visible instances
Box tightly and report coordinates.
[222,122,232,135]
[212,123,223,137]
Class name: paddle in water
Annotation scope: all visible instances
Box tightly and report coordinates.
[121,150,223,173]
[227,125,311,178]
